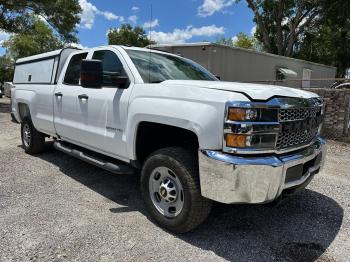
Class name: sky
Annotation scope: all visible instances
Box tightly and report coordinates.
[0,0,256,54]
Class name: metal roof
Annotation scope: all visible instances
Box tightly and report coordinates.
[151,42,336,69]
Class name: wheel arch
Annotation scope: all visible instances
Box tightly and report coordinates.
[133,121,200,166]
[17,103,31,122]
[13,89,36,122]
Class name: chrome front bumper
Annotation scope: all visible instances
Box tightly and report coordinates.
[198,137,326,204]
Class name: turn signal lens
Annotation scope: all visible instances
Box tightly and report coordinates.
[228,108,258,121]
[226,134,246,148]
[228,108,246,121]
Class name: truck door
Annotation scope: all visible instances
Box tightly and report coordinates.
[53,48,133,161]
[53,51,89,144]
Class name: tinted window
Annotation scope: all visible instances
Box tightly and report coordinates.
[126,50,217,83]
[64,53,88,85]
[92,50,124,74]
[92,50,128,86]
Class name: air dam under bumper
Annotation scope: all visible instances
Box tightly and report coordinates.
[198,137,326,204]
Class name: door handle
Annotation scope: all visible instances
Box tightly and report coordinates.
[78,94,89,100]
[55,92,63,97]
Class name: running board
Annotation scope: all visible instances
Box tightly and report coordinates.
[53,141,135,175]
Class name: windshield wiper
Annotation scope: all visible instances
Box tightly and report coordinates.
[149,80,164,83]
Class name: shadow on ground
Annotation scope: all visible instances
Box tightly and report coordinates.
[37,146,343,262]
[0,99,11,113]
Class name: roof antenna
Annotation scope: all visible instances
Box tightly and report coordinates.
[148,4,153,83]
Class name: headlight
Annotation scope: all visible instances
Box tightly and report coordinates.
[224,104,279,153]
[228,108,258,121]
[227,107,278,122]
[224,99,324,154]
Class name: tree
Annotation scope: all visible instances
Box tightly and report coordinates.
[240,0,320,56]
[216,37,235,47]
[294,0,350,77]
[216,32,259,50]
[2,17,64,60]
[0,0,81,42]
[234,32,256,50]
[107,24,155,47]
[0,55,14,84]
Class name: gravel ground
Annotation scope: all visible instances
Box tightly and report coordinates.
[0,97,349,262]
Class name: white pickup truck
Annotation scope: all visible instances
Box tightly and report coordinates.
[12,46,326,233]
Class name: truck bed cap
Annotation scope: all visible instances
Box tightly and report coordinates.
[16,49,64,64]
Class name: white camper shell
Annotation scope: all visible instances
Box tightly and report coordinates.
[13,48,79,85]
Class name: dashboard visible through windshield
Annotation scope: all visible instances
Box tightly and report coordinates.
[126,49,217,83]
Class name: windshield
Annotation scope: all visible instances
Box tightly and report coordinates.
[126,49,217,83]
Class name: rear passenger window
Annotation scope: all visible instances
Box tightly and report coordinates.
[64,53,88,85]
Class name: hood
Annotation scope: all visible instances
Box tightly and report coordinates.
[162,80,317,101]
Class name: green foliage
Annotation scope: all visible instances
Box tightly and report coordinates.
[234,32,255,50]
[0,55,14,84]
[239,0,320,56]
[0,0,81,42]
[239,0,349,76]
[107,24,156,47]
[294,0,350,77]
[216,37,235,47]
[2,18,64,60]
[216,32,260,50]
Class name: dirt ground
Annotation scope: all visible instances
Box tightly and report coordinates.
[0,97,349,262]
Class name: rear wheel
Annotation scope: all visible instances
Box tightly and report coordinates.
[141,147,212,233]
[21,117,45,154]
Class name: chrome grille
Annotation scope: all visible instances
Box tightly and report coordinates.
[277,107,322,150]
[276,128,319,150]
[279,107,321,122]
[223,97,324,154]
[278,107,321,122]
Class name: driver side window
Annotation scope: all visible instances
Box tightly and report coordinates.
[92,50,128,87]
[92,50,125,75]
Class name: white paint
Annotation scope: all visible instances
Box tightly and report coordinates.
[14,58,55,84]
[13,45,320,163]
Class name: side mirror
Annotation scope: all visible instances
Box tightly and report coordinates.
[104,71,129,89]
[80,59,103,88]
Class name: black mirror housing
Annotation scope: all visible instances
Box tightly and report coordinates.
[80,59,130,89]
[103,72,129,89]
[80,59,103,88]
[113,76,129,89]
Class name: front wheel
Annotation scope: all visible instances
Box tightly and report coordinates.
[141,147,212,233]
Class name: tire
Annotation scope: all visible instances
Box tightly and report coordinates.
[21,117,46,154]
[141,147,212,233]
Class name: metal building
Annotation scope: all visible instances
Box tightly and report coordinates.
[152,42,336,88]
